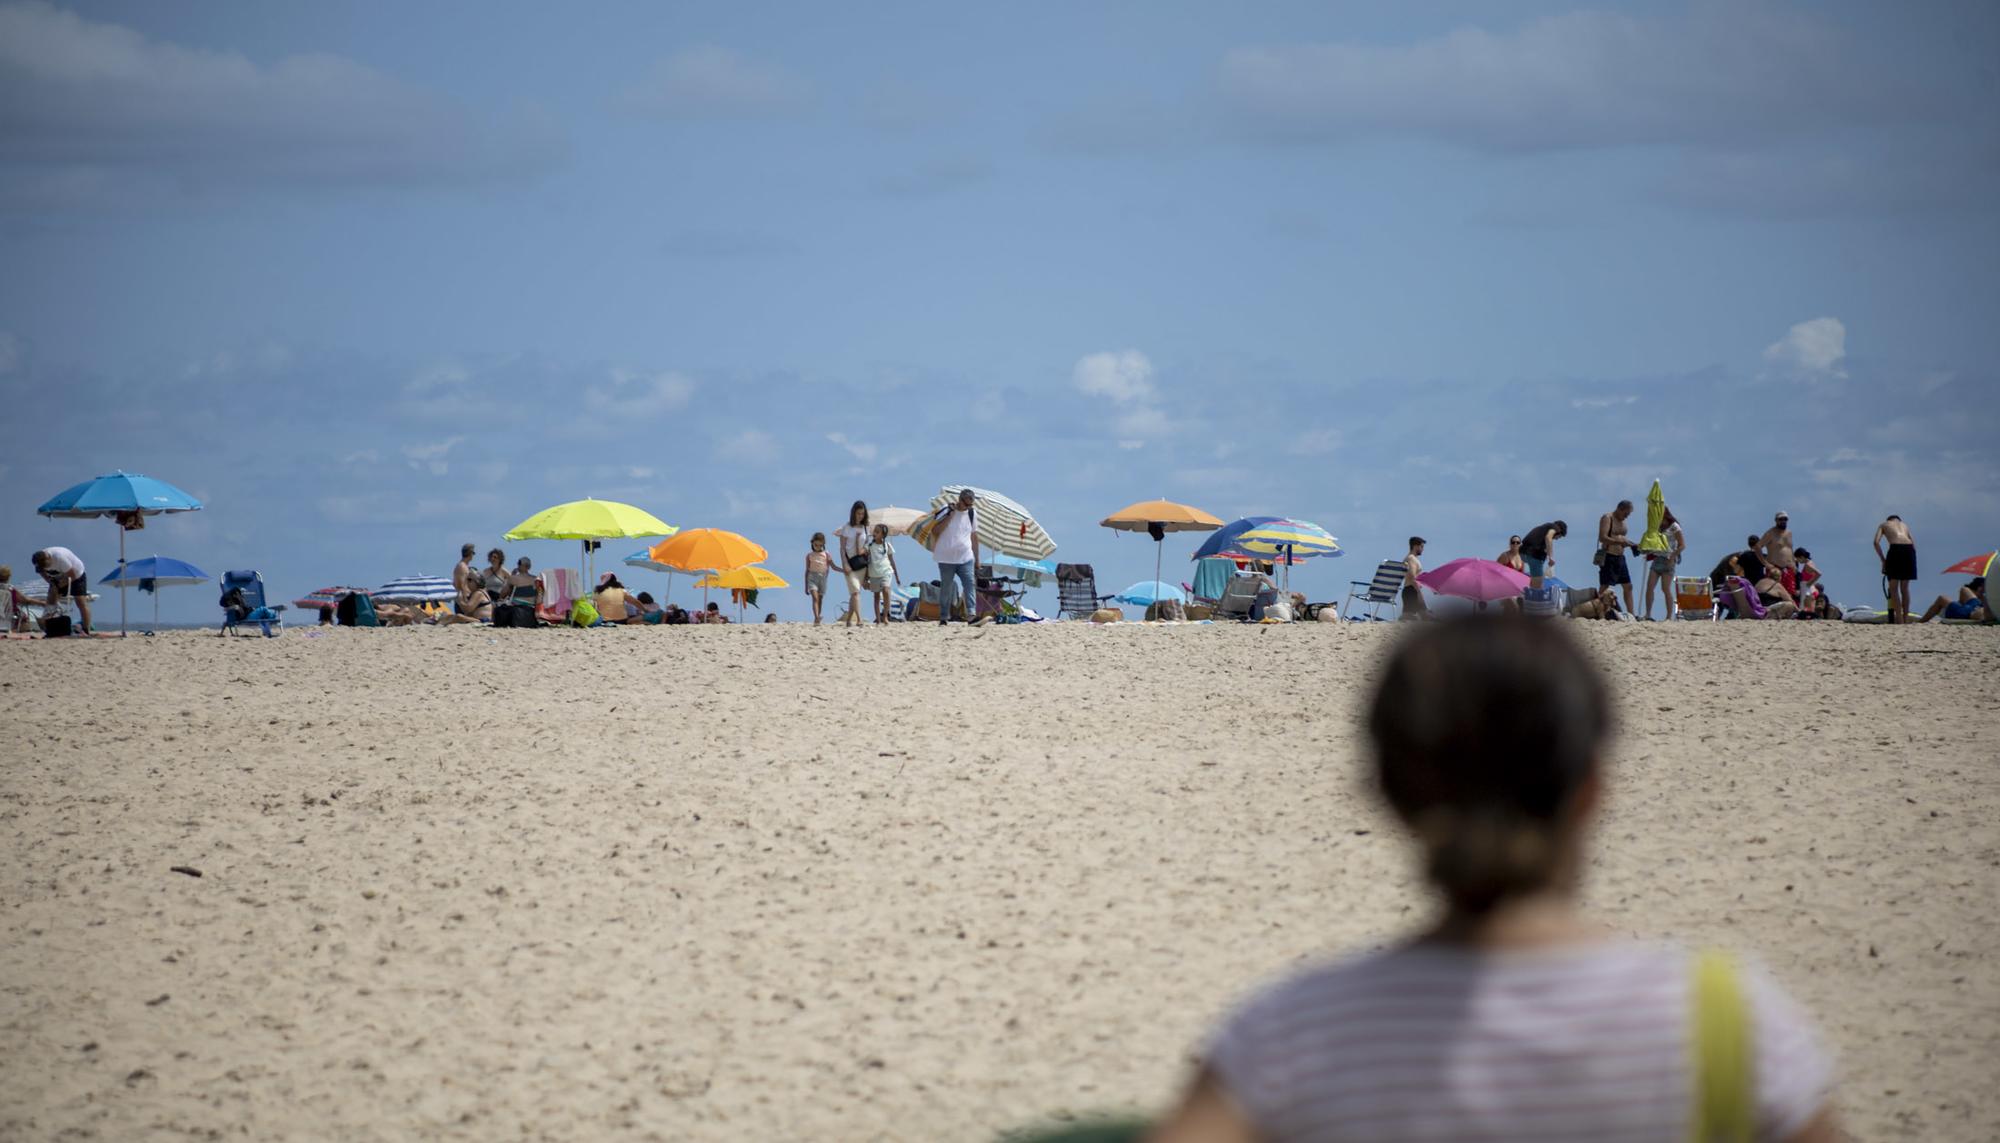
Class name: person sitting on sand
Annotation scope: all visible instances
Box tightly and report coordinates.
[1873,514,1918,623]
[1150,618,1838,1143]
[1,566,30,633]
[764,612,778,624]
[438,576,492,624]
[662,602,689,625]
[504,557,541,621]
[594,573,636,624]
[1919,577,1989,623]
[703,601,728,624]
[479,548,509,601]
[633,592,664,624]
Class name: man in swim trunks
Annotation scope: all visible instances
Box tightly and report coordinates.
[1758,512,1799,598]
[31,547,92,635]
[1596,500,1637,616]
[1873,514,1918,623]
[1519,521,1565,591]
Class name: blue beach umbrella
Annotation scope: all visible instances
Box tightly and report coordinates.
[39,471,205,637]
[623,547,697,603]
[1113,580,1186,608]
[374,575,457,605]
[99,555,210,633]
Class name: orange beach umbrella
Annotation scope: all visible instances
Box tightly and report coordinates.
[648,528,767,574]
[1100,499,1225,599]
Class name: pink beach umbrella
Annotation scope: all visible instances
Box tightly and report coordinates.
[1417,558,1531,603]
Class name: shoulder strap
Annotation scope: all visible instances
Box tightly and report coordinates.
[1689,949,1754,1143]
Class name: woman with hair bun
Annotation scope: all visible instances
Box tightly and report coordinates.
[1151,617,1838,1143]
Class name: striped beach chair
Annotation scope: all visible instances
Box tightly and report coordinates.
[1342,560,1406,621]
[1056,563,1110,619]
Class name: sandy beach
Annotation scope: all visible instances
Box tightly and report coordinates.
[1,621,1995,1141]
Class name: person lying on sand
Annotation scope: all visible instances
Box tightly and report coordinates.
[1150,618,1839,1143]
[1919,577,1989,623]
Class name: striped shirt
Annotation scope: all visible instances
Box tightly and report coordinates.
[1206,941,1832,1142]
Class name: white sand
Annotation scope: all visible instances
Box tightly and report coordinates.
[2,621,1996,1140]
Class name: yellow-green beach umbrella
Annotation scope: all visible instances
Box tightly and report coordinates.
[1636,480,1669,553]
[505,498,676,585]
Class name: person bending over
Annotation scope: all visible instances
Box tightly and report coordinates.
[1150,618,1837,1143]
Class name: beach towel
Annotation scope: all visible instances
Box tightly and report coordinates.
[1191,557,1234,603]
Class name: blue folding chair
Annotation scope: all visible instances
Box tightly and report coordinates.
[219,570,286,637]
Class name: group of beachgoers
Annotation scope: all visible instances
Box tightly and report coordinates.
[440,545,766,627]
[804,496,972,626]
[1389,502,1989,624]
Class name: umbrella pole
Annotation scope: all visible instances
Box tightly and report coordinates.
[1154,541,1163,603]
[118,522,127,638]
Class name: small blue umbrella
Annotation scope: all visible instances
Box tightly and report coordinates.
[1113,580,1186,608]
[99,555,210,633]
[39,471,205,637]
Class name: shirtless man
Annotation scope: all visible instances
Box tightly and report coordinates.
[1757,512,1798,598]
[1873,515,1918,623]
[1596,500,1637,616]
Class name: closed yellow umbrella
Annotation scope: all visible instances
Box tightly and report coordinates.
[1100,499,1225,600]
[648,528,767,574]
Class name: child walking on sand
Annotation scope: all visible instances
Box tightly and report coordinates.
[865,523,900,624]
[1150,617,1837,1143]
[804,533,834,625]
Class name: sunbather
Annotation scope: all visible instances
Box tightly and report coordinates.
[1919,577,1989,623]
[595,573,638,624]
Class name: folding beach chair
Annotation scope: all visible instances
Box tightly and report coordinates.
[218,570,285,637]
[1216,575,1262,621]
[1342,560,1406,621]
[1673,576,1717,621]
[1056,563,1110,619]
[1520,585,1563,618]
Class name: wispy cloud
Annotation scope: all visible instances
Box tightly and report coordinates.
[1763,317,1847,380]
[619,46,806,119]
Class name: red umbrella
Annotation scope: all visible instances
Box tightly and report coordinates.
[292,586,373,612]
[1941,551,1995,577]
[1417,558,1531,603]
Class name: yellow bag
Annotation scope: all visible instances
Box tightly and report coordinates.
[1689,950,1753,1143]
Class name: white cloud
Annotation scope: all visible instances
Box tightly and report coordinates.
[585,368,697,418]
[1217,9,1940,152]
[1764,317,1847,379]
[0,0,563,192]
[1288,427,1341,456]
[1113,405,1172,439]
[402,435,464,475]
[825,432,879,463]
[620,46,805,119]
[715,428,780,464]
[624,466,655,480]
[1073,350,1156,403]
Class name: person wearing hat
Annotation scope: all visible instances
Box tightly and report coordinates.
[1758,511,1799,600]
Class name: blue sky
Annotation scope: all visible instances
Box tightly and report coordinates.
[3,0,1996,622]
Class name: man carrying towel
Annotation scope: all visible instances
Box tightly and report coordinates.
[930,488,981,626]
[31,546,91,635]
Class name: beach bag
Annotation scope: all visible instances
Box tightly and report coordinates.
[43,613,73,638]
[569,597,599,627]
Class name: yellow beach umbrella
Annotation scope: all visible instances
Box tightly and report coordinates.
[693,565,788,621]
[693,566,789,591]
[1101,498,1225,598]
[1636,480,1669,554]
[505,497,676,586]
[649,528,768,574]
